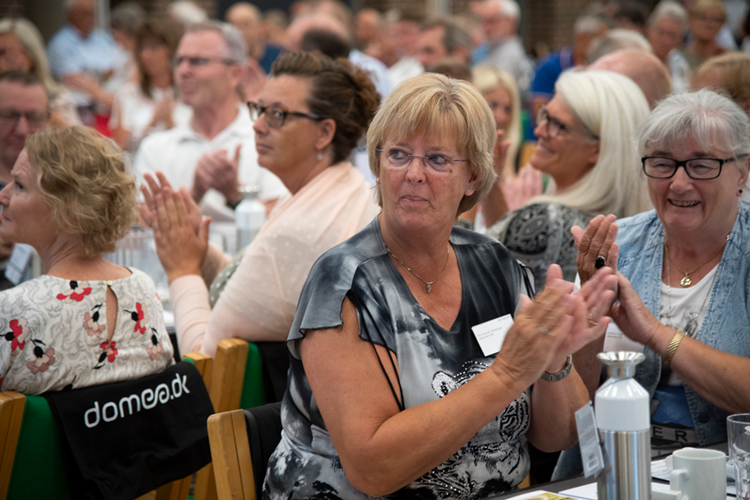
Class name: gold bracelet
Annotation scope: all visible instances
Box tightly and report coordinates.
[662,330,686,366]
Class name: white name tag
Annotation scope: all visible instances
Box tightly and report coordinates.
[576,401,605,478]
[471,314,514,357]
[602,321,645,353]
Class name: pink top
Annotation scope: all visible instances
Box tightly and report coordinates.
[170,162,380,357]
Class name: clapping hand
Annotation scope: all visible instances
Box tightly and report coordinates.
[151,187,211,284]
[139,172,203,236]
[193,145,242,204]
[572,214,619,285]
[502,164,543,212]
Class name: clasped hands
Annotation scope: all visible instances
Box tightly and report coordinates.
[139,172,209,284]
[192,145,242,204]
[572,214,670,352]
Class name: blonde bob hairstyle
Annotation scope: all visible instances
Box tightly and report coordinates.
[472,65,522,180]
[529,70,652,218]
[694,53,750,112]
[367,73,497,216]
[26,126,137,257]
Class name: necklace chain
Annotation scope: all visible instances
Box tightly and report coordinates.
[665,235,729,287]
[386,246,450,294]
[664,242,719,338]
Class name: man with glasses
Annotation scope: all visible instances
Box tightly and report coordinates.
[0,70,49,290]
[134,21,286,224]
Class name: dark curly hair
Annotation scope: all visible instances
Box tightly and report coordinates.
[270,51,380,164]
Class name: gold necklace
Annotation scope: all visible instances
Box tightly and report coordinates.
[386,246,450,294]
[665,235,729,287]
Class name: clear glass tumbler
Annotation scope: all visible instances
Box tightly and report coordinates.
[728,413,750,499]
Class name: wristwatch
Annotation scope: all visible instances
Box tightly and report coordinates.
[540,354,573,382]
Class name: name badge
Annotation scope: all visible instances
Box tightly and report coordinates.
[471,314,514,357]
[602,321,644,353]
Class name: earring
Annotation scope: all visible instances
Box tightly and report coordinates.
[466,188,474,195]
[317,151,323,161]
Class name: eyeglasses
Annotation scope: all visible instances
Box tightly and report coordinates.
[641,156,740,180]
[376,148,467,173]
[536,104,599,140]
[247,102,322,129]
[0,108,49,128]
[170,56,237,69]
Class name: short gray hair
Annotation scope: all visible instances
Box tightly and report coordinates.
[185,21,247,62]
[637,89,750,174]
[647,0,688,32]
[587,29,651,64]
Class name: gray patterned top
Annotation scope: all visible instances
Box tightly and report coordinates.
[264,218,533,500]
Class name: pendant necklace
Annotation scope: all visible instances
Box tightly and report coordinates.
[664,235,729,287]
[387,246,449,294]
[664,244,719,338]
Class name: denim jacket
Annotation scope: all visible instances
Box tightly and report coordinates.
[616,202,750,445]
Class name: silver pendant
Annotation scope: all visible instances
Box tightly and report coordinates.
[426,283,432,293]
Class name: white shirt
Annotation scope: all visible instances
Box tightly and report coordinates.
[349,49,393,98]
[387,56,424,88]
[133,104,288,223]
[109,82,191,153]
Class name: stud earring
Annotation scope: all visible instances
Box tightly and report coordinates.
[466,188,474,195]
[317,151,323,161]
[740,188,744,195]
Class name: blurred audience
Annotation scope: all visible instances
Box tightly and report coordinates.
[425,57,473,82]
[532,14,609,115]
[108,2,146,93]
[586,28,652,64]
[167,0,209,33]
[261,9,289,47]
[354,8,382,52]
[0,18,80,126]
[475,0,533,95]
[109,17,187,154]
[681,0,727,70]
[589,49,672,108]
[133,21,286,223]
[300,28,351,59]
[416,18,473,70]
[46,0,125,122]
[0,126,173,395]
[285,11,392,99]
[646,1,691,93]
[226,2,283,74]
[384,13,423,86]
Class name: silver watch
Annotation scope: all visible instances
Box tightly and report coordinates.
[540,354,573,382]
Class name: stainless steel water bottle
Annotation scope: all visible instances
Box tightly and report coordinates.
[596,351,651,500]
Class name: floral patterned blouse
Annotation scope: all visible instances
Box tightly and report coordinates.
[0,267,174,395]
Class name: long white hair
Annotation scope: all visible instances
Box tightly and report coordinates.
[529,70,652,218]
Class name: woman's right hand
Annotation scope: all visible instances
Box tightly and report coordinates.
[502,164,543,212]
[572,214,619,284]
[139,172,203,235]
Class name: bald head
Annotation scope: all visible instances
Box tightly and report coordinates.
[285,12,349,52]
[589,49,671,108]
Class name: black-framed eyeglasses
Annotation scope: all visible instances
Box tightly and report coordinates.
[375,148,467,173]
[247,102,322,129]
[641,156,739,180]
[170,56,238,69]
[536,104,599,140]
[0,108,50,128]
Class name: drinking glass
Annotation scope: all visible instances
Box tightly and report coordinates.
[728,413,750,499]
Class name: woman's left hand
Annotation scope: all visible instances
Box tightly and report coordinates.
[152,187,211,284]
[544,264,617,371]
[611,271,673,354]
